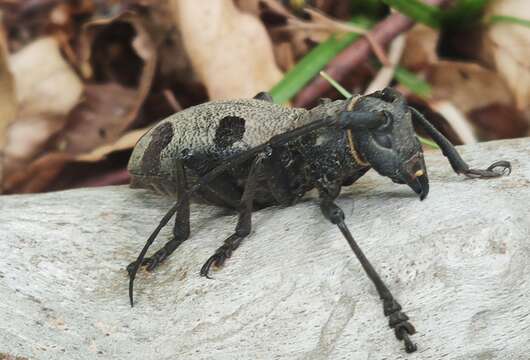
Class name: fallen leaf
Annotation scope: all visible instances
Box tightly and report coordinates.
[426,61,518,143]
[3,152,72,194]
[469,103,529,139]
[3,37,82,183]
[10,37,82,116]
[427,60,513,114]
[5,11,157,193]
[57,83,138,154]
[0,19,17,192]
[76,127,149,162]
[482,0,530,111]
[171,0,283,99]
[79,11,156,102]
[58,11,158,154]
[429,100,477,144]
[3,126,149,193]
[401,24,439,71]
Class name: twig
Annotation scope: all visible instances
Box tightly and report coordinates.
[163,89,183,112]
[294,0,451,107]
[364,34,406,94]
[283,7,390,66]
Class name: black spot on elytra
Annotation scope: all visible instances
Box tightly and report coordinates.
[214,116,246,149]
[141,122,173,175]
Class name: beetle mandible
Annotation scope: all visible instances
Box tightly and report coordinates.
[126,88,511,353]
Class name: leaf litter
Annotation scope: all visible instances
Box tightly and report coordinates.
[0,0,528,194]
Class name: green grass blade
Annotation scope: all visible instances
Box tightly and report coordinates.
[319,71,352,98]
[394,67,432,99]
[442,0,490,27]
[488,15,530,28]
[319,71,439,148]
[382,0,443,28]
[270,17,372,104]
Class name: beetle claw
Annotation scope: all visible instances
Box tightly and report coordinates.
[200,248,231,278]
[463,160,511,178]
[200,255,218,279]
[126,261,139,277]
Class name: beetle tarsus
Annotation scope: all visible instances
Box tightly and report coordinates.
[402,330,418,353]
[463,160,512,178]
[384,298,417,353]
[200,235,244,277]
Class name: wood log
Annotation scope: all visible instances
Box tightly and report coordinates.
[1,138,529,359]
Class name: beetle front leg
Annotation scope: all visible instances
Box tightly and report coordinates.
[409,107,511,178]
[320,197,417,353]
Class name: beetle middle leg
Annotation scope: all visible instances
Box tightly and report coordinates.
[127,160,191,275]
[200,156,262,278]
[319,195,417,353]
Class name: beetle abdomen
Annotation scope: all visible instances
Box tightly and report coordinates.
[128,98,308,189]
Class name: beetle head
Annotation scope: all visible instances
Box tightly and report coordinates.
[349,88,429,200]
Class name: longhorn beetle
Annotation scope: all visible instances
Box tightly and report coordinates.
[126,88,511,353]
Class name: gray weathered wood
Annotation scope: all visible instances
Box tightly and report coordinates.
[1,138,529,360]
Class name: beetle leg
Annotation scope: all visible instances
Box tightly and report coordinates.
[409,106,511,178]
[319,196,417,354]
[200,157,261,278]
[253,91,273,102]
[127,161,190,292]
[183,152,242,208]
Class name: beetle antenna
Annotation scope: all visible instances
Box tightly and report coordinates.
[128,194,186,306]
[409,106,511,178]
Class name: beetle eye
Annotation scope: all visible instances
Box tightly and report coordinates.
[374,133,392,149]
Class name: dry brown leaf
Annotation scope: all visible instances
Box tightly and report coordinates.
[5,11,157,193]
[57,11,157,154]
[79,11,156,107]
[4,126,149,193]
[401,22,527,141]
[482,0,530,111]
[57,83,138,154]
[0,19,17,192]
[76,127,149,162]
[426,61,526,143]
[427,61,513,113]
[3,37,82,180]
[3,152,73,194]
[10,37,82,116]
[281,7,368,43]
[274,41,297,72]
[469,103,529,139]
[401,24,439,71]
[171,0,283,99]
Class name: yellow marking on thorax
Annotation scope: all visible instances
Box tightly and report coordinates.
[345,96,369,167]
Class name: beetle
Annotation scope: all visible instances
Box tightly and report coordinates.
[126,87,511,353]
